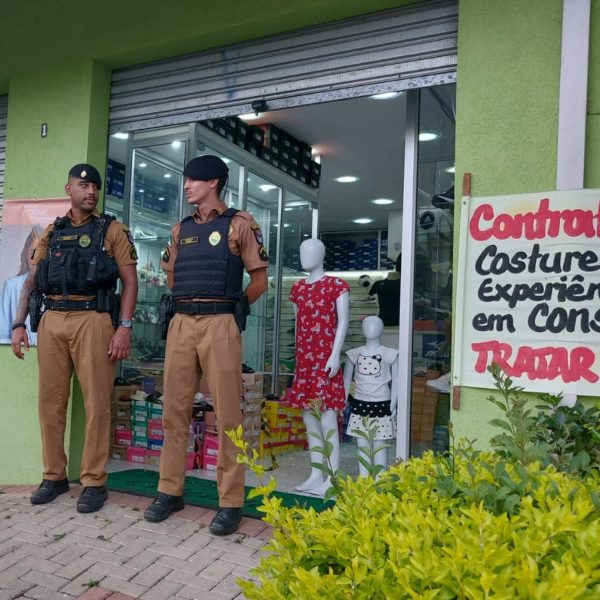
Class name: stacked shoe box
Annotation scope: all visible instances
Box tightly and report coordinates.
[202,433,219,472]
[323,236,381,271]
[262,396,306,456]
[110,387,200,470]
[111,384,137,459]
[410,370,442,445]
[200,118,319,188]
[242,372,264,454]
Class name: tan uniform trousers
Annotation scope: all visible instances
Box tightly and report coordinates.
[158,313,245,507]
[37,310,116,487]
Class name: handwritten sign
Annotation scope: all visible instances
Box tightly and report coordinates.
[458,190,600,395]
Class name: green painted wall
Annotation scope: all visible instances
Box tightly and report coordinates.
[4,60,111,197]
[586,0,600,188]
[454,0,562,198]
[0,347,43,482]
[452,0,600,446]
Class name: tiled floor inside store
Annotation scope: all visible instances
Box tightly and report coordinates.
[108,441,363,496]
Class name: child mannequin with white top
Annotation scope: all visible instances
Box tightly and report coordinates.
[343,315,398,477]
[288,238,349,496]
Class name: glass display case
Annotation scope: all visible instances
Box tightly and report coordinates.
[119,136,187,389]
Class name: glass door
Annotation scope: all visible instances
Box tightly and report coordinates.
[397,85,456,458]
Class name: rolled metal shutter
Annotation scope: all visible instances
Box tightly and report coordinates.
[110,0,457,132]
[0,95,8,237]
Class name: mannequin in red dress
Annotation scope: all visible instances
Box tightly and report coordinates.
[288,238,349,496]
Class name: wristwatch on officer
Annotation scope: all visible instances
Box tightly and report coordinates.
[118,319,133,330]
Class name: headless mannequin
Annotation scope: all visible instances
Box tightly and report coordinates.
[291,239,349,496]
[343,316,398,478]
[368,254,401,327]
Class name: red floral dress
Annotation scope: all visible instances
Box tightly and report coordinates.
[287,276,350,410]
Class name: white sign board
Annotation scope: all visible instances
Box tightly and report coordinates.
[457,189,600,395]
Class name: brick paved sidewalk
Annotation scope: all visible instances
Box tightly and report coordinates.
[0,485,271,600]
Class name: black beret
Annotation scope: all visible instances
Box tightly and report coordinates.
[68,163,102,190]
[183,155,229,181]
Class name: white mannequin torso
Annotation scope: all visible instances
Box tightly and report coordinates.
[344,316,399,408]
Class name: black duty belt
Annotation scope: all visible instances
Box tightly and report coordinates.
[174,301,235,315]
[44,299,97,311]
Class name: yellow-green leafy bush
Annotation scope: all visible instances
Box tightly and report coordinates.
[239,449,600,599]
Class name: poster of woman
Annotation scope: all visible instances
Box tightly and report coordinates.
[0,198,71,344]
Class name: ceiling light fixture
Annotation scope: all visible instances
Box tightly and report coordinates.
[138,162,147,168]
[171,141,182,149]
[163,173,172,179]
[446,166,455,173]
[353,218,373,224]
[371,198,394,205]
[221,157,231,164]
[259,184,277,192]
[369,92,401,100]
[335,176,359,183]
[238,113,264,121]
[419,132,438,142]
[112,132,129,139]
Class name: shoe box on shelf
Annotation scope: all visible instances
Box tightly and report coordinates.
[261,392,307,456]
[110,384,198,470]
[410,370,449,445]
[110,369,312,470]
[200,118,320,188]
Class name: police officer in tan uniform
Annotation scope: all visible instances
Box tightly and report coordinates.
[11,164,138,513]
[143,155,268,535]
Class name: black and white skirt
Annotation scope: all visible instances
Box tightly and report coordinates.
[346,395,395,440]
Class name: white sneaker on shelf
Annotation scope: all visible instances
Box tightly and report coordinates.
[426,372,451,394]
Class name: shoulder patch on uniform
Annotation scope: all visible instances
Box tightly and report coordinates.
[259,245,269,261]
[252,225,264,246]
[162,247,170,263]
[125,230,135,246]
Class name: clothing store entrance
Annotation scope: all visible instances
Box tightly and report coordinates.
[105,1,457,495]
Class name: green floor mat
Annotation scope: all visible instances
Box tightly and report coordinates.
[107,469,333,519]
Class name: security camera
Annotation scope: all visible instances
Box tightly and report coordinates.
[251,99,268,114]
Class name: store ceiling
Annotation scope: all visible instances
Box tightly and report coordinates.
[248,94,407,233]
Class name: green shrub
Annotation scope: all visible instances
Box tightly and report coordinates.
[228,365,600,599]
[487,363,600,476]
[230,429,599,599]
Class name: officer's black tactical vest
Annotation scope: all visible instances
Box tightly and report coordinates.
[37,214,120,296]
[173,209,244,301]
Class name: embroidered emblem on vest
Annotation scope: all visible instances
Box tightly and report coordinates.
[209,231,221,246]
[79,234,91,248]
